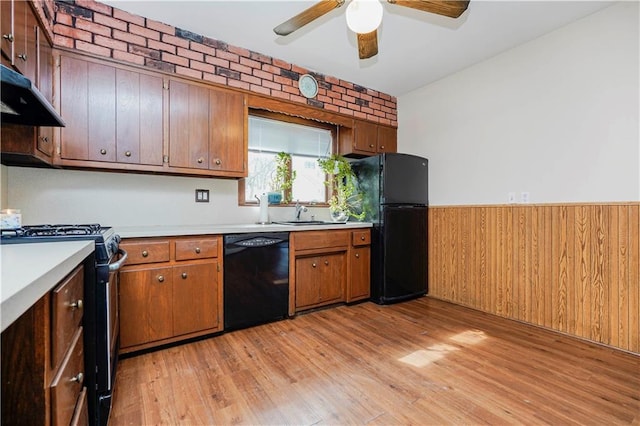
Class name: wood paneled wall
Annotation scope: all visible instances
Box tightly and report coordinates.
[428,203,639,354]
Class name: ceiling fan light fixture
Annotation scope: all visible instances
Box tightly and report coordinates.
[345,0,383,34]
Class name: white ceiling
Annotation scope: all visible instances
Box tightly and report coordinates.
[100,1,614,97]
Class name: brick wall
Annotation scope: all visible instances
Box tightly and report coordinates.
[49,0,398,126]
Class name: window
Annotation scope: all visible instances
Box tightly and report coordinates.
[243,112,334,204]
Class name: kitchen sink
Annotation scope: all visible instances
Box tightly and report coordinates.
[273,220,344,226]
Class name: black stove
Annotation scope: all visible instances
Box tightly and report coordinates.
[1,223,125,426]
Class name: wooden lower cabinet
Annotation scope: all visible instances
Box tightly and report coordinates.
[1,263,88,426]
[292,228,371,313]
[119,236,223,353]
[295,252,346,310]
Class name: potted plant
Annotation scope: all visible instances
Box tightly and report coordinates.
[269,152,296,204]
[317,154,365,222]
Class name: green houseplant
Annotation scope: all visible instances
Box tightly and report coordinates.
[317,154,365,222]
[270,152,296,204]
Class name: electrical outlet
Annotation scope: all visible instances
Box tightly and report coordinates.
[521,192,530,203]
[195,189,209,203]
[508,192,516,204]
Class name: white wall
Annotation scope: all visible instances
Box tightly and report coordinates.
[5,166,327,226]
[398,2,639,206]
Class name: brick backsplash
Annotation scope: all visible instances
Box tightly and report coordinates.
[48,0,398,126]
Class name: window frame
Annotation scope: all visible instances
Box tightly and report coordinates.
[238,109,337,206]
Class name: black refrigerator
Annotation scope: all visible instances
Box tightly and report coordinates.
[352,153,428,304]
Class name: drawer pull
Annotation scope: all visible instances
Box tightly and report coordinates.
[70,372,84,383]
[3,33,14,42]
[100,149,107,155]
[195,247,201,254]
[312,263,317,268]
[361,236,365,241]
[17,53,27,61]
[214,159,221,165]
[40,136,49,143]
[70,299,83,310]
[157,275,165,282]
[125,151,132,157]
[324,260,329,266]
[142,250,149,257]
[369,143,375,148]
[380,145,385,150]
[181,272,188,279]
[355,253,360,258]
[197,157,204,164]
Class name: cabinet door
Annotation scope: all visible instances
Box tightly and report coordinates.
[60,56,116,162]
[209,89,246,174]
[348,247,370,302]
[353,120,377,154]
[168,79,209,169]
[318,253,346,304]
[119,267,173,348]
[36,28,53,157]
[172,262,219,336]
[1,0,13,61]
[295,256,321,309]
[115,69,163,165]
[377,125,397,154]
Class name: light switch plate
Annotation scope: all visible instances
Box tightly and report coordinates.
[195,189,209,203]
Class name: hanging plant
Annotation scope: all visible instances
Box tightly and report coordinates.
[270,152,296,204]
[317,154,365,221]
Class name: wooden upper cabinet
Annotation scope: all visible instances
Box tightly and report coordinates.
[59,53,164,166]
[0,0,13,61]
[168,78,210,169]
[339,119,398,157]
[168,78,246,176]
[377,125,397,154]
[209,89,246,174]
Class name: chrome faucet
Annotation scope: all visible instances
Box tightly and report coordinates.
[294,200,308,221]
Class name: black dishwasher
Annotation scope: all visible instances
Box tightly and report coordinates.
[223,232,289,330]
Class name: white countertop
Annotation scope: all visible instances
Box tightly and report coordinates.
[114,222,372,238]
[1,241,94,332]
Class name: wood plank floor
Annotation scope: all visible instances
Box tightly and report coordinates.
[109,297,639,425]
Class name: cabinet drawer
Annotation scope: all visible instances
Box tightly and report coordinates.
[51,265,84,370]
[175,237,218,261]
[351,230,371,246]
[51,327,85,426]
[294,230,349,252]
[120,240,170,264]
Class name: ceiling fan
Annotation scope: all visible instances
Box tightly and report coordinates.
[273,0,470,60]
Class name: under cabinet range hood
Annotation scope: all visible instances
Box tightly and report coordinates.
[1,64,65,127]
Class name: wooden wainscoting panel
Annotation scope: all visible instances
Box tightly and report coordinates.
[428,203,640,354]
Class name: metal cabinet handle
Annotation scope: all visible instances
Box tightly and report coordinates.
[142,250,149,257]
[17,53,27,61]
[197,157,204,164]
[361,235,365,241]
[380,145,385,150]
[324,260,329,266]
[312,262,317,268]
[214,159,221,165]
[70,372,84,383]
[100,149,107,155]
[355,253,360,258]
[181,272,188,279]
[125,151,132,157]
[369,143,375,148]
[3,33,14,42]
[40,136,49,143]
[157,275,165,282]
[195,247,201,254]
[70,299,83,310]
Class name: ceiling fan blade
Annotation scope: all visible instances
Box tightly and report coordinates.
[357,30,378,60]
[274,0,346,36]
[387,0,470,18]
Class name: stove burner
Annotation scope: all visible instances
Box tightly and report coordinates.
[1,223,103,238]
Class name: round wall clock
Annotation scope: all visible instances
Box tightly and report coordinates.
[299,74,318,99]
